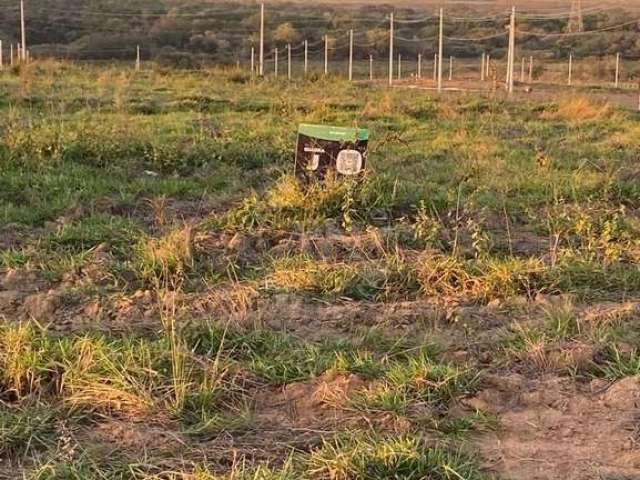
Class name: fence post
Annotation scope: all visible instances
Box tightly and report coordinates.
[348,29,353,81]
[304,40,308,76]
[437,7,444,92]
[507,6,516,94]
[259,2,264,76]
[324,35,329,76]
[389,12,394,86]
[250,46,255,76]
[370,54,373,80]
[275,48,278,77]
[433,53,437,81]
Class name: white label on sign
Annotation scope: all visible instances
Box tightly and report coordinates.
[306,153,320,171]
[336,150,363,175]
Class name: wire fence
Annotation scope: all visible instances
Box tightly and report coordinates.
[1,3,640,99]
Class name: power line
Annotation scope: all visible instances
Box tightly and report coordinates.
[518,18,640,38]
[444,31,509,42]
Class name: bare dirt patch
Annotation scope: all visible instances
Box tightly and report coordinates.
[469,374,640,480]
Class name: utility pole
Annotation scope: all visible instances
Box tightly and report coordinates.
[418,53,422,79]
[448,56,453,81]
[481,53,485,81]
[20,0,26,62]
[304,40,308,76]
[348,29,353,81]
[389,12,394,86]
[259,2,265,76]
[437,7,444,92]
[135,45,140,71]
[287,43,291,80]
[568,53,573,86]
[507,6,516,94]
[615,52,620,88]
[369,54,373,80]
[324,35,329,76]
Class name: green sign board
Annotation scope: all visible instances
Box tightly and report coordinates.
[295,124,369,181]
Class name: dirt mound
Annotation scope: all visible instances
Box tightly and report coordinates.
[88,418,184,454]
[469,374,640,480]
[254,373,366,430]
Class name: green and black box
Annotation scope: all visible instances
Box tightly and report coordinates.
[295,124,369,182]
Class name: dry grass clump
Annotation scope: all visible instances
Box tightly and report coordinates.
[265,175,307,210]
[265,251,550,303]
[0,323,44,397]
[0,321,234,423]
[136,225,194,280]
[362,92,395,118]
[265,255,361,298]
[543,96,615,124]
[504,301,601,373]
[203,283,259,319]
[610,123,640,149]
[417,254,546,303]
[438,100,461,121]
[264,251,420,301]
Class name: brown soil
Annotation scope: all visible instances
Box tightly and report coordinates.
[468,374,640,480]
[4,255,640,477]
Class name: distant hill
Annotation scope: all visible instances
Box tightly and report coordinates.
[0,0,638,65]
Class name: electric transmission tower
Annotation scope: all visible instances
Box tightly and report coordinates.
[567,0,584,33]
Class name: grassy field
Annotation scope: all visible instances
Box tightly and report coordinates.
[2,60,640,479]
